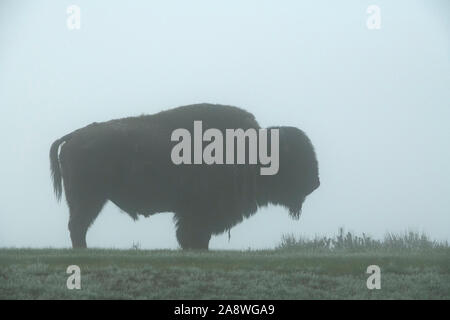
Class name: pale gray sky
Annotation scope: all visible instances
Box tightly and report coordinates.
[0,0,449,249]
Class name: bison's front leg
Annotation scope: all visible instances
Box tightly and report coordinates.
[69,218,88,248]
[175,218,212,250]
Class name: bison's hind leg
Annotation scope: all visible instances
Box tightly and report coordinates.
[66,191,106,249]
[175,216,212,250]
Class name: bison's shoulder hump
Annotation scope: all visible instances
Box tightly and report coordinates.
[156,103,259,128]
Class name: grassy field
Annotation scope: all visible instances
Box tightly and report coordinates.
[0,231,449,299]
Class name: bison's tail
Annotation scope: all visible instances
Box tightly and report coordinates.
[49,133,72,201]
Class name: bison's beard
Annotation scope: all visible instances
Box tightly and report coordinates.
[287,196,305,220]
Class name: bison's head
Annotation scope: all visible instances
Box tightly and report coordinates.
[259,126,320,219]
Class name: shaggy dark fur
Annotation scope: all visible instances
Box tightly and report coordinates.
[50,103,320,249]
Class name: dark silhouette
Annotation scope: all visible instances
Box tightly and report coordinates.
[50,103,320,249]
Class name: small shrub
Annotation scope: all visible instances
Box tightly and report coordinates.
[131,241,141,251]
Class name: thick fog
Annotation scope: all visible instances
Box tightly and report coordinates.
[0,0,449,249]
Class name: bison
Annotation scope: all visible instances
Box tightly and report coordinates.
[50,103,320,249]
